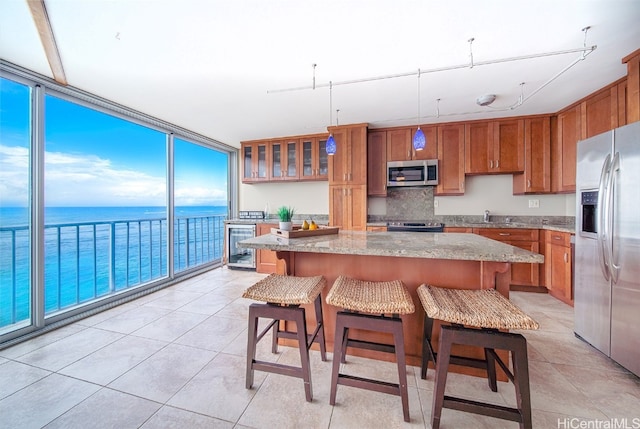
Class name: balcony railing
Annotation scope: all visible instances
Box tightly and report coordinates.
[0,214,226,327]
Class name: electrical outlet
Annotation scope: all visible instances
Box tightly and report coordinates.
[434,199,439,208]
[528,199,540,208]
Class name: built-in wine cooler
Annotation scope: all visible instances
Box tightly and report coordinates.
[225,223,256,269]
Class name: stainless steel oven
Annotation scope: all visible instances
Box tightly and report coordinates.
[225,223,256,269]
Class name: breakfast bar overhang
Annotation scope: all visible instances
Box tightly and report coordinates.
[238,231,544,370]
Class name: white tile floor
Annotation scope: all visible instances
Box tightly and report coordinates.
[1,267,639,429]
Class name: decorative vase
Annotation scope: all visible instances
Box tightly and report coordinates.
[279,221,293,231]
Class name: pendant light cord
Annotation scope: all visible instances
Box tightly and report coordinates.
[416,69,421,128]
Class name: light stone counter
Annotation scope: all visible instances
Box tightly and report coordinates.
[239,231,543,264]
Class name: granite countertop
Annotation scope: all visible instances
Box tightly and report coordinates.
[238,231,544,264]
[366,221,574,234]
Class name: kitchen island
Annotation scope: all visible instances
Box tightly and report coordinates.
[238,231,543,369]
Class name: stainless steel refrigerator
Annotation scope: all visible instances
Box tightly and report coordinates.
[574,121,640,377]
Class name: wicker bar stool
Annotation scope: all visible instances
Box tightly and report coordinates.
[326,275,415,422]
[242,273,327,402]
[417,284,539,429]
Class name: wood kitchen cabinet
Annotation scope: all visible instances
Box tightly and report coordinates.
[328,123,368,231]
[366,225,387,232]
[367,130,387,196]
[242,133,329,184]
[474,228,540,288]
[242,141,270,183]
[436,123,465,195]
[582,85,623,139]
[545,230,573,305]
[300,136,329,180]
[465,119,524,174]
[386,126,437,162]
[256,223,280,274]
[513,116,551,194]
[327,124,368,185]
[552,105,581,192]
[329,184,367,231]
[270,138,299,181]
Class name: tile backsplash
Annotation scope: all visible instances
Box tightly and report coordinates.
[385,187,435,220]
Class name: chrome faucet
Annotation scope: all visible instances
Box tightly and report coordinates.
[483,210,490,223]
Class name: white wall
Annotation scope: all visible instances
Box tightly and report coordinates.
[240,181,329,216]
[366,175,576,217]
[434,175,576,216]
[240,175,576,217]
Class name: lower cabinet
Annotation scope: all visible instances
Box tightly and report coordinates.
[545,230,573,305]
[256,223,280,274]
[329,184,367,231]
[366,226,387,232]
[473,228,540,288]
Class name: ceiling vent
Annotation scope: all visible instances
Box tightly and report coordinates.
[476,94,497,106]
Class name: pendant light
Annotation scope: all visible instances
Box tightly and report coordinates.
[326,81,336,155]
[413,69,426,151]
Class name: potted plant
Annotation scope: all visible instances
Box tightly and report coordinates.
[276,206,295,231]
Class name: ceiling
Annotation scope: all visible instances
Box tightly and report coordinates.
[1,0,639,148]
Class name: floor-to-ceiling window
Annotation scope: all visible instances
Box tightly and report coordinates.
[43,94,169,316]
[0,68,235,345]
[0,77,32,334]
[173,138,228,273]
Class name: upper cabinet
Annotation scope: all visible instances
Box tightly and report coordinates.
[552,105,580,193]
[300,136,329,181]
[327,123,368,185]
[386,126,437,162]
[367,130,387,197]
[436,123,465,195]
[493,119,525,173]
[270,138,299,181]
[465,120,524,174]
[241,133,329,184]
[513,116,551,194]
[242,141,270,183]
[464,121,493,174]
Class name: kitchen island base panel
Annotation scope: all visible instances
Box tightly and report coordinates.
[276,251,511,377]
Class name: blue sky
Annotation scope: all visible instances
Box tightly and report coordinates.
[0,77,228,207]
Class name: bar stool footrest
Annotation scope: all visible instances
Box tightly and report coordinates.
[337,374,401,397]
[253,360,304,379]
[443,395,524,423]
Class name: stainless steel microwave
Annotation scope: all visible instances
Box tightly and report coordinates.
[387,159,438,187]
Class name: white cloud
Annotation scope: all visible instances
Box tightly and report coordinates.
[0,144,227,206]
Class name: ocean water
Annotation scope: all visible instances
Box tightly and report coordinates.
[0,206,227,328]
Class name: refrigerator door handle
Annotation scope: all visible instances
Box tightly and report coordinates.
[608,152,621,284]
[597,153,612,281]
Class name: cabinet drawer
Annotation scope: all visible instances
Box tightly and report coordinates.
[545,230,571,247]
[475,228,539,241]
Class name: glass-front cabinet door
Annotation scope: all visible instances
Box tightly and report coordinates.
[270,139,298,181]
[285,139,299,179]
[271,140,283,179]
[301,137,329,180]
[242,141,269,182]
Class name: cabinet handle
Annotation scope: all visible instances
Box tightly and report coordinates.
[527,179,531,188]
[553,235,562,240]
[499,233,510,236]
[496,159,499,169]
[564,252,568,263]
[408,150,411,159]
[490,160,493,169]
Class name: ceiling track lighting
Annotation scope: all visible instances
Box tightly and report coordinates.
[267,28,596,96]
[413,69,426,151]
